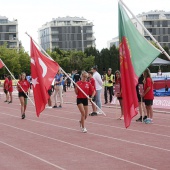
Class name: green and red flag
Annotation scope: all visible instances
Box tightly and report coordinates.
[118,2,161,128]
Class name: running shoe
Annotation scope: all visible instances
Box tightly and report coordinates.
[89,112,97,116]
[82,128,87,133]
[143,116,147,121]
[143,118,148,123]
[53,105,57,108]
[145,119,151,124]
[136,116,142,122]
[58,105,62,108]
[22,113,25,119]
[97,111,102,115]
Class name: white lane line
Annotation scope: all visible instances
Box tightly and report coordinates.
[41,113,170,137]
[0,123,157,170]
[1,105,170,128]
[0,113,170,152]
[0,140,66,170]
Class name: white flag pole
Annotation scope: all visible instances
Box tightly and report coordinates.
[119,0,170,60]
[25,32,106,116]
[0,58,35,106]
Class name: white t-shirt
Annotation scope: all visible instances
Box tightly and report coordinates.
[93,71,103,90]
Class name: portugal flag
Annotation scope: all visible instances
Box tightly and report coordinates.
[118,2,161,128]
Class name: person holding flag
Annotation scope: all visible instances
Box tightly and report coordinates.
[118,1,161,128]
[17,72,30,119]
[75,71,95,133]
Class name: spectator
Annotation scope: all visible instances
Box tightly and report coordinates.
[136,74,147,122]
[157,68,162,76]
[8,75,13,103]
[103,68,114,104]
[115,70,123,120]
[53,69,63,108]
[88,71,97,116]
[91,66,103,115]
[73,70,80,87]
[47,84,54,108]
[142,68,154,124]
[3,74,9,102]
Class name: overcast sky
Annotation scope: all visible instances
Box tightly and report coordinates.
[1,0,170,53]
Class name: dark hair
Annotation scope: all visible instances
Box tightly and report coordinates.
[92,66,98,71]
[88,71,93,75]
[8,75,12,80]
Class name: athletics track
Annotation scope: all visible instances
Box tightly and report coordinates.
[0,88,170,170]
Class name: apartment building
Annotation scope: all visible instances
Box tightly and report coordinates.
[108,10,170,50]
[133,10,170,49]
[38,16,96,51]
[0,16,19,50]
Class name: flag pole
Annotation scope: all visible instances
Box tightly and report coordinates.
[119,0,170,60]
[25,32,106,116]
[0,58,35,106]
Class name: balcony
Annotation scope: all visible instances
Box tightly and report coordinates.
[144,25,152,28]
[9,45,17,48]
[51,38,59,42]
[86,37,95,41]
[86,30,93,33]
[9,29,16,32]
[51,31,59,34]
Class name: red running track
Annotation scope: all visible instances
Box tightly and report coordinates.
[0,88,170,170]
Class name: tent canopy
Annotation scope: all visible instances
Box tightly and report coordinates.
[151,57,170,66]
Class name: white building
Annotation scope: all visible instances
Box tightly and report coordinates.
[107,10,170,50]
[0,16,20,50]
[38,16,96,51]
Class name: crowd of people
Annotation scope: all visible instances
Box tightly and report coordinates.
[2,67,154,132]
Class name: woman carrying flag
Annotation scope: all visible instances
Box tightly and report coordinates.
[17,73,30,119]
[75,71,95,133]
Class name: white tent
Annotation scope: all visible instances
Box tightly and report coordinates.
[151,58,170,66]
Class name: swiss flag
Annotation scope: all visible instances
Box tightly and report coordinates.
[0,59,4,69]
[30,38,59,116]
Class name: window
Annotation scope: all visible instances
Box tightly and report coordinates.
[146,14,159,20]
[163,36,168,42]
[9,26,16,32]
[2,25,6,32]
[1,33,5,40]
[0,19,7,23]
[162,21,168,27]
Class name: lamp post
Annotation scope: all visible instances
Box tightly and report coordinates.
[81,25,84,52]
